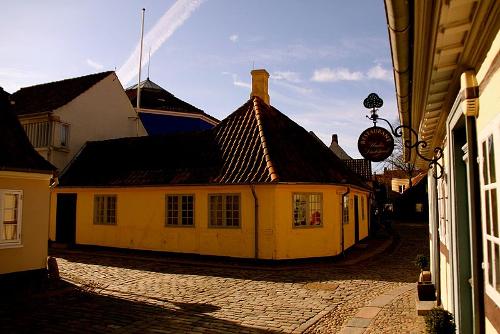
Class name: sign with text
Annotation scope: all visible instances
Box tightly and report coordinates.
[358,127,394,162]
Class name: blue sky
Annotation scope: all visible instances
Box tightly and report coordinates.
[0,0,397,161]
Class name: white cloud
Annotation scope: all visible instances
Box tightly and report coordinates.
[311,65,393,83]
[117,0,206,85]
[272,71,301,83]
[222,72,250,89]
[366,64,392,81]
[86,58,103,70]
[229,34,239,43]
[311,67,363,82]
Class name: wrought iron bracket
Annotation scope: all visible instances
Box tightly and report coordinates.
[363,93,444,179]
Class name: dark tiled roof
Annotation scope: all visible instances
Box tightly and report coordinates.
[126,78,219,123]
[10,71,113,115]
[59,97,367,188]
[0,88,54,173]
[343,159,372,180]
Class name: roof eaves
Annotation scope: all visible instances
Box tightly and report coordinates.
[252,97,279,182]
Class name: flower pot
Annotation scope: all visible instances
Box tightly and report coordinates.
[419,270,432,282]
[417,281,436,301]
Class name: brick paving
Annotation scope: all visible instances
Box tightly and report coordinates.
[0,222,428,333]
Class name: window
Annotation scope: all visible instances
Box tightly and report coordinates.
[342,194,349,225]
[398,184,406,193]
[209,194,240,227]
[60,124,69,147]
[166,195,194,226]
[293,193,322,227]
[361,196,365,220]
[94,195,117,225]
[22,122,50,148]
[0,190,22,246]
[480,133,500,298]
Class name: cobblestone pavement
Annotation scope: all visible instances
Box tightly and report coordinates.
[0,222,428,333]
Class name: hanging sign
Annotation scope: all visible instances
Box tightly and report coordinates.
[358,127,394,162]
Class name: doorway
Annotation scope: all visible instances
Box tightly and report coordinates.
[55,193,77,244]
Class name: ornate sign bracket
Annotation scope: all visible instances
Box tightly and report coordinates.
[360,93,444,179]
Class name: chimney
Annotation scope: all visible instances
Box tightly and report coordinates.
[331,134,338,145]
[251,69,270,105]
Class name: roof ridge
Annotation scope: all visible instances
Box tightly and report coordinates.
[15,71,113,91]
[252,97,279,182]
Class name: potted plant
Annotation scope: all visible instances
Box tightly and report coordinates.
[424,308,456,333]
[415,254,431,282]
[415,254,435,301]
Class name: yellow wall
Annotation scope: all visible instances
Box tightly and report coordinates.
[476,30,500,132]
[51,184,370,259]
[0,171,51,274]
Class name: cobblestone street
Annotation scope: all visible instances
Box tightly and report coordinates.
[0,222,427,333]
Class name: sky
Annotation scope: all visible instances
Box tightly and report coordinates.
[0,0,398,164]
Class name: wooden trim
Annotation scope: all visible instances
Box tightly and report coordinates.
[479,49,500,96]
[439,240,449,262]
[485,293,500,332]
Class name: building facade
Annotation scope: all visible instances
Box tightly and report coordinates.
[50,70,370,260]
[0,88,54,278]
[10,71,146,171]
[385,0,500,332]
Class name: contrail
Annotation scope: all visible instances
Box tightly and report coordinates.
[117,0,206,85]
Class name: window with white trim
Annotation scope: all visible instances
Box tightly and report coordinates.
[209,194,240,227]
[480,133,500,297]
[293,193,322,227]
[342,194,349,225]
[94,195,117,225]
[0,190,22,246]
[60,123,69,148]
[166,195,194,226]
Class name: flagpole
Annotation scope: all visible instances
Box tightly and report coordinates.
[136,8,145,136]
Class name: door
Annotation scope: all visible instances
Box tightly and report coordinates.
[55,193,77,244]
[354,195,360,242]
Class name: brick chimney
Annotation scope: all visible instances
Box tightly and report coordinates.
[251,69,270,105]
[331,134,338,145]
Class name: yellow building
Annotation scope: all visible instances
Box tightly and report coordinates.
[385,0,499,332]
[50,70,370,260]
[0,87,54,279]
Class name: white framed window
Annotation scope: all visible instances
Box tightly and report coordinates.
[60,123,70,148]
[293,193,323,227]
[94,195,117,225]
[342,194,349,225]
[0,190,23,247]
[480,131,500,302]
[209,194,240,227]
[166,194,194,226]
[361,196,365,220]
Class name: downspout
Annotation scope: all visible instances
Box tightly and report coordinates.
[341,186,351,255]
[250,184,259,259]
[432,175,441,306]
[461,71,484,334]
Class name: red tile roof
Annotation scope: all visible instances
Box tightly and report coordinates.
[10,71,113,115]
[59,97,367,188]
[0,88,54,173]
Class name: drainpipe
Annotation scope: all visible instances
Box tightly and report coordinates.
[250,184,259,259]
[341,186,351,255]
[432,178,441,306]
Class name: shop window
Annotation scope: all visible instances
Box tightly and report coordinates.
[209,194,240,227]
[292,193,322,227]
[166,195,194,226]
[480,133,500,298]
[94,195,117,225]
[0,190,22,247]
